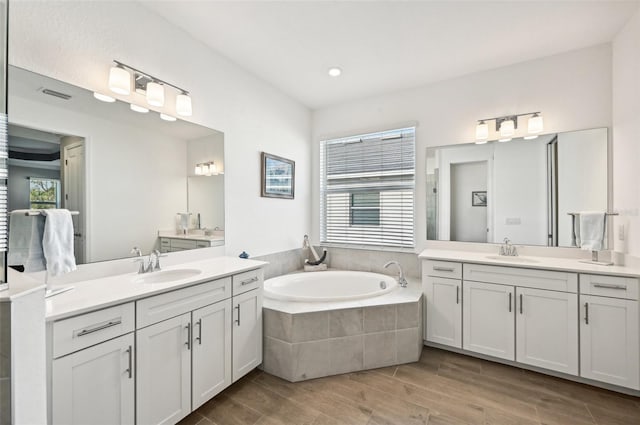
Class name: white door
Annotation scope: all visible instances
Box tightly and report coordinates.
[516,287,578,375]
[463,280,515,360]
[192,299,232,410]
[63,142,85,264]
[52,333,134,425]
[580,295,640,390]
[232,289,263,382]
[424,276,462,348]
[137,313,192,425]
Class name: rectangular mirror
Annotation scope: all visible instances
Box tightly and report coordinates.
[426,127,608,247]
[7,66,224,264]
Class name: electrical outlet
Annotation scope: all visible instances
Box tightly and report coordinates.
[618,224,625,241]
[505,217,521,225]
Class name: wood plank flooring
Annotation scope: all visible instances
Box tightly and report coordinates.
[179,346,640,425]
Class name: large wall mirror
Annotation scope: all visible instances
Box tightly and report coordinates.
[426,127,608,247]
[7,66,225,264]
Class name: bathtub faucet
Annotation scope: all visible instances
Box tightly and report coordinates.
[383,261,407,288]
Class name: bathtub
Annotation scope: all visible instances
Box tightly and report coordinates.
[262,270,423,382]
[264,270,398,302]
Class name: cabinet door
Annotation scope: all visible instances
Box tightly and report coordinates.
[424,276,462,348]
[52,333,134,425]
[192,299,232,410]
[516,288,578,375]
[463,281,515,360]
[137,313,192,425]
[232,288,263,382]
[580,295,639,390]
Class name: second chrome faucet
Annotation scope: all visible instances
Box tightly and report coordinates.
[132,247,165,274]
[499,238,518,256]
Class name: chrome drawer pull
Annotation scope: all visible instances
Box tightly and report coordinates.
[456,286,460,305]
[241,277,259,286]
[185,323,191,350]
[125,345,132,379]
[235,304,241,326]
[585,303,589,325]
[508,292,512,313]
[76,319,122,337]
[195,319,202,345]
[519,294,523,315]
[593,283,627,290]
[433,266,455,272]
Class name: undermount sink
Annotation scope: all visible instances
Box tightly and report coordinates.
[133,268,202,284]
[485,255,539,264]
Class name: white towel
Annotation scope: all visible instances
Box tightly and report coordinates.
[7,210,46,272]
[42,209,77,277]
[578,211,606,251]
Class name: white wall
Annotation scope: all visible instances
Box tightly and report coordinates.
[450,161,487,243]
[492,139,547,246]
[9,1,311,258]
[313,44,612,252]
[612,6,640,258]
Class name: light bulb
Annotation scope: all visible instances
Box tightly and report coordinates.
[499,119,515,138]
[528,113,544,134]
[146,81,165,107]
[475,121,489,140]
[176,93,192,116]
[108,66,131,95]
[328,67,342,77]
[475,140,488,145]
[130,104,149,113]
[93,92,115,103]
[498,138,512,143]
[195,164,203,175]
[160,113,176,122]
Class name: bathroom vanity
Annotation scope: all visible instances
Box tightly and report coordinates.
[45,256,265,425]
[420,249,640,393]
[158,232,225,252]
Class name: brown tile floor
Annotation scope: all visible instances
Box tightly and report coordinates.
[179,346,640,425]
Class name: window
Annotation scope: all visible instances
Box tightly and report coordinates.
[29,177,60,209]
[320,127,415,248]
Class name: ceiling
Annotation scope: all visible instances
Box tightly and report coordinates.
[142,1,639,110]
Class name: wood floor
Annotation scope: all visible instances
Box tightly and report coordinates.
[179,346,640,425]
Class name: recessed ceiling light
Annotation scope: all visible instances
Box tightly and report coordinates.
[328,67,342,77]
[130,104,149,113]
[93,92,116,103]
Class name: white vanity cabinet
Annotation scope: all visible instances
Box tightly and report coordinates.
[423,261,462,348]
[136,277,232,425]
[231,269,264,382]
[50,303,136,425]
[579,274,640,390]
[159,236,223,253]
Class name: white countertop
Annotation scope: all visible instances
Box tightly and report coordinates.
[263,277,422,314]
[419,249,640,278]
[45,256,267,322]
[158,231,224,242]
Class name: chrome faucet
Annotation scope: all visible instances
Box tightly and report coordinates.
[383,261,408,288]
[132,247,165,274]
[499,238,518,256]
[131,247,146,274]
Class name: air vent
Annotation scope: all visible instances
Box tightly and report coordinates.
[41,88,72,100]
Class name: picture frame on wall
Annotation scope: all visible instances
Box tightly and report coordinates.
[261,152,295,199]
[472,191,487,207]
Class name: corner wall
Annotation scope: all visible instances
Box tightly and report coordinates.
[8,1,311,258]
[612,6,640,258]
[312,44,612,252]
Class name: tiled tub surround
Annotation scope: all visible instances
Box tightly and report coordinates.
[262,279,422,382]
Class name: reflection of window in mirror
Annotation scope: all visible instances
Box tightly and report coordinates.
[29,177,60,209]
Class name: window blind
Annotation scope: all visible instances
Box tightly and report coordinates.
[0,113,7,251]
[320,127,415,248]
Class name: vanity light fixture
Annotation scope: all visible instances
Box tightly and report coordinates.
[474,112,544,142]
[93,92,116,103]
[160,113,177,122]
[194,161,222,176]
[107,60,192,114]
[130,104,149,113]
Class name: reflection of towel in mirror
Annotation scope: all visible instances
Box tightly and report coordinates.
[578,211,606,251]
[7,210,46,272]
[43,209,77,276]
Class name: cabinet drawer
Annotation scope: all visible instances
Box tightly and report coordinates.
[423,260,462,279]
[160,238,171,247]
[52,302,135,358]
[196,241,211,248]
[580,274,638,300]
[232,268,263,296]
[463,263,577,293]
[136,277,231,328]
[170,239,198,250]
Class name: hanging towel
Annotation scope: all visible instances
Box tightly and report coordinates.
[572,215,581,247]
[42,209,77,277]
[578,211,606,251]
[7,210,46,272]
